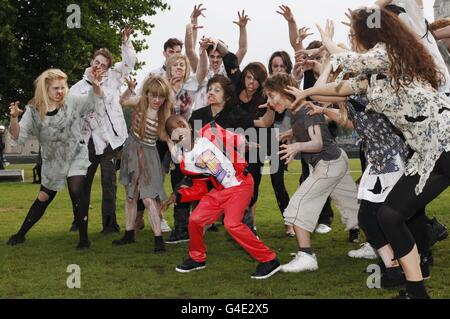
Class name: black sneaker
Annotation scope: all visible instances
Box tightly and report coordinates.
[76,240,91,250]
[70,222,78,232]
[392,289,430,299]
[165,230,189,244]
[6,234,25,246]
[429,217,448,246]
[380,268,406,289]
[348,228,360,243]
[175,257,206,273]
[420,253,432,280]
[251,258,282,279]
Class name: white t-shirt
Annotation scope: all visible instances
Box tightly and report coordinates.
[183,137,241,188]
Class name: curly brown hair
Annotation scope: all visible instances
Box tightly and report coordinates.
[351,7,442,90]
[263,73,298,102]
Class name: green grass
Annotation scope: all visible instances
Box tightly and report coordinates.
[0,161,449,299]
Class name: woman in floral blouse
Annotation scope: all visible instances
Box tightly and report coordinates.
[289,7,449,299]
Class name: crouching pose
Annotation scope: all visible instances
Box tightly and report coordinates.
[162,115,281,279]
[7,68,104,249]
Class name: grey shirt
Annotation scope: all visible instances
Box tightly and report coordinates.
[291,107,341,167]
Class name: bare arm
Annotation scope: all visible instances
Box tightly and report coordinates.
[8,102,22,140]
[234,10,250,64]
[196,41,209,84]
[185,24,199,71]
[120,77,139,108]
[276,5,302,51]
[190,4,206,49]
[305,103,354,129]
[254,105,275,127]
[316,20,345,54]
[375,0,393,7]
[279,124,324,163]
[434,25,450,40]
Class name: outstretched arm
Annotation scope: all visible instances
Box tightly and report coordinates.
[185,23,201,71]
[120,76,140,108]
[196,37,210,83]
[234,10,250,64]
[279,124,324,164]
[276,5,302,51]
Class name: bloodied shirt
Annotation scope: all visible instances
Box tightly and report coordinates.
[182,137,241,188]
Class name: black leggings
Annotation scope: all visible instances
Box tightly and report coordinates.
[358,200,431,255]
[377,151,450,259]
[270,145,290,215]
[16,176,89,242]
[248,162,263,207]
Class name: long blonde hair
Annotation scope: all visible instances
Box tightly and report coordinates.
[134,75,173,141]
[28,69,68,119]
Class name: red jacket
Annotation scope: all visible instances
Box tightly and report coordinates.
[175,122,249,203]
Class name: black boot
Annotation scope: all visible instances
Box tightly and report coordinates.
[154,236,166,254]
[76,240,91,250]
[112,230,135,246]
[70,220,78,232]
[6,234,26,246]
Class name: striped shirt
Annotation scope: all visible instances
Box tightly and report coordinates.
[132,108,159,146]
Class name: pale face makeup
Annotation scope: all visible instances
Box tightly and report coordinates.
[265,89,291,114]
[47,79,67,106]
[207,82,226,107]
[271,57,287,75]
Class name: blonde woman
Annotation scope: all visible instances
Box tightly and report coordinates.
[7,68,104,249]
[114,75,173,253]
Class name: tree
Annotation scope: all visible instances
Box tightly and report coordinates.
[0,0,169,121]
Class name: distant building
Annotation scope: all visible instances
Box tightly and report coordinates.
[434,0,450,19]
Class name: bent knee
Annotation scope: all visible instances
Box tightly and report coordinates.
[38,191,50,202]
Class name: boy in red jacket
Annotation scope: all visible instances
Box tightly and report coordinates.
[162,115,280,279]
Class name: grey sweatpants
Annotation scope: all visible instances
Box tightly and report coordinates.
[284,150,359,232]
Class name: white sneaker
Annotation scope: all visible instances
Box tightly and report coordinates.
[281,252,318,273]
[160,219,172,233]
[347,242,378,259]
[315,224,332,234]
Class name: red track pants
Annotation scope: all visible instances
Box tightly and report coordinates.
[188,174,277,263]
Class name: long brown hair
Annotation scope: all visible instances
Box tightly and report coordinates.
[351,7,442,90]
[134,76,173,141]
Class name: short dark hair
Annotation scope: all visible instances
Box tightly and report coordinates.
[92,48,114,68]
[207,74,238,108]
[268,51,293,75]
[306,41,323,50]
[164,38,184,51]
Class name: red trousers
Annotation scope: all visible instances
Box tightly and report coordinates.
[188,174,277,263]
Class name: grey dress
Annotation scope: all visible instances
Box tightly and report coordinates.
[12,90,104,191]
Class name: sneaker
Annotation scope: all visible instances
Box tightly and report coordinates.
[429,217,448,246]
[251,258,282,279]
[281,252,318,273]
[285,231,296,237]
[175,257,206,273]
[160,219,172,233]
[348,228,360,243]
[315,224,332,234]
[165,230,189,244]
[392,289,430,299]
[348,242,378,259]
[6,234,25,246]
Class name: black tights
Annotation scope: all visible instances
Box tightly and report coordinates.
[17,176,89,243]
[377,151,450,259]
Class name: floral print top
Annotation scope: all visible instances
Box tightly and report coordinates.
[346,94,410,175]
[330,43,450,194]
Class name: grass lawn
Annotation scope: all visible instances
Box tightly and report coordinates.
[0,160,449,299]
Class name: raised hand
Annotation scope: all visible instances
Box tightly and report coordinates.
[9,101,23,118]
[122,26,134,43]
[278,130,293,144]
[316,19,334,43]
[233,10,251,28]
[91,68,106,96]
[297,27,313,44]
[342,8,353,27]
[305,102,325,116]
[285,85,307,108]
[125,76,137,94]
[296,46,325,61]
[276,5,295,22]
[191,3,207,22]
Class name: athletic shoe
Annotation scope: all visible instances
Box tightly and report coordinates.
[160,219,172,233]
[348,228,360,243]
[251,258,282,279]
[165,230,189,244]
[6,234,25,246]
[348,242,378,259]
[429,217,448,247]
[392,289,430,299]
[176,257,206,273]
[281,252,318,273]
[285,231,296,237]
[315,224,332,234]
